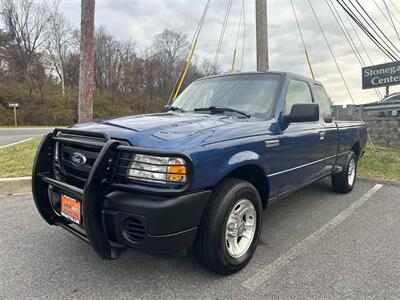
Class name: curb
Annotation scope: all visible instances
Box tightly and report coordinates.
[0,177,31,195]
[358,176,400,187]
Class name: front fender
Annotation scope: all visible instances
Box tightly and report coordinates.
[191,148,268,190]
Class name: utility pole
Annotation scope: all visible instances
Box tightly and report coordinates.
[78,0,95,123]
[256,0,269,71]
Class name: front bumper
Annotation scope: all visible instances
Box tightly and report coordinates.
[32,129,211,258]
[102,190,210,254]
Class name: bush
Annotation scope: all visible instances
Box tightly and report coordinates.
[0,82,166,126]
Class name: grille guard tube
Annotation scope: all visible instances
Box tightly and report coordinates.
[32,132,125,259]
[82,140,123,259]
[32,133,58,225]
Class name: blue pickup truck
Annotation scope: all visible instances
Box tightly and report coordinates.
[33,72,367,274]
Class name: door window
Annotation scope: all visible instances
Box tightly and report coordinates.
[313,84,332,117]
[284,80,313,113]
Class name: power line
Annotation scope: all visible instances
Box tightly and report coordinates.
[351,0,400,57]
[346,0,399,60]
[328,0,383,99]
[231,0,245,72]
[343,10,375,65]
[327,0,365,66]
[168,0,211,104]
[213,0,233,67]
[388,0,400,25]
[336,0,398,61]
[327,0,382,99]
[234,0,244,55]
[389,0,400,15]
[341,7,383,99]
[240,0,246,71]
[308,0,355,104]
[383,0,400,42]
[373,0,399,33]
[341,3,393,60]
[290,0,315,79]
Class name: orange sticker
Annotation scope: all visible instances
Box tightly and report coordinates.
[61,195,81,224]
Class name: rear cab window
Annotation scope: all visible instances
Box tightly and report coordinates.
[313,84,332,119]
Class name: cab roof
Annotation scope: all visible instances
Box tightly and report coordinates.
[197,71,323,86]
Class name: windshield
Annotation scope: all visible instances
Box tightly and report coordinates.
[172,73,281,117]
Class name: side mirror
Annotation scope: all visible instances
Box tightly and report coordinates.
[163,105,170,112]
[282,103,319,124]
[323,113,333,123]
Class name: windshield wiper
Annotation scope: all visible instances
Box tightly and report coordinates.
[167,106,185,113]
[194,106,250,118]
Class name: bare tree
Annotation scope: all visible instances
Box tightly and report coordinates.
[94,27,123,98]
[0,10,220,125]
[151,29,189,99]
[119,39,139,93]
[1,0,49,81]
[199,58,219,77]
[47,1,74,96]
[152,29,188,64]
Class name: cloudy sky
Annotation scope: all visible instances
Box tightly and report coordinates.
[59,0,400,104]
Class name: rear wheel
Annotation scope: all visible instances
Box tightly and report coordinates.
[332,151,357,193]
[195,178,262,275]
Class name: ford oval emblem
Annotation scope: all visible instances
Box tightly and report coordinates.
[71,152,87,166]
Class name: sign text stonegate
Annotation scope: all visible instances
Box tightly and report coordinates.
[362,61,400,89]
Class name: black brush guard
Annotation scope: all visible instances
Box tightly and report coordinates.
[32,128,124,259]
[32,128,196,259]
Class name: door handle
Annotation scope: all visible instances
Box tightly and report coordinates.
[319,131,326,140]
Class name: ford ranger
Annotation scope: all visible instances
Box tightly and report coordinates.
[32,72,367,275]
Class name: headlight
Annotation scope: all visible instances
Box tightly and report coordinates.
[128,154,187,184]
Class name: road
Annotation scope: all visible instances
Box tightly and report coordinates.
[0,128,54,146]
[1,178,399,299]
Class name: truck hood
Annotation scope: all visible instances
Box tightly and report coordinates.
[104,112,231,134]
[74,112,258,149]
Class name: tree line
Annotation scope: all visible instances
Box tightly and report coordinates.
[0,0,218,125]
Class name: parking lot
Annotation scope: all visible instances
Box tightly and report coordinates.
[1,178,399,299]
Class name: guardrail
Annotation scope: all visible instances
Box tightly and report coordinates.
[359,102,400,112]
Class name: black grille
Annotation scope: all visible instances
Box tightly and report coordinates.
[61,144,99,179]
[123,217,146,242]
[55,131,107,185]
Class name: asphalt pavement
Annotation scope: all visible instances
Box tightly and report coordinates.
[1,178,399,299]
[0,128,54,146]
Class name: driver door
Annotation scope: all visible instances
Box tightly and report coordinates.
[272,79,326,196]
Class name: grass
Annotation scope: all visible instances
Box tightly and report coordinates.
[358,144,400,181]
[0,137,41,178]
[0,138,399,181]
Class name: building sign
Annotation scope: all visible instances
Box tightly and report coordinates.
[362,61,400,89]
[330,104,343,110]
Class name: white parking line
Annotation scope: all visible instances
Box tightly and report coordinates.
[0,138,33,149]
[242,184,384,291]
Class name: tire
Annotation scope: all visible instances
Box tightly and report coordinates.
[332,151,357,194]
[195,178,262,275]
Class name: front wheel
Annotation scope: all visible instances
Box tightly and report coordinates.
[195,178,262,275]
[332,151,357,193]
